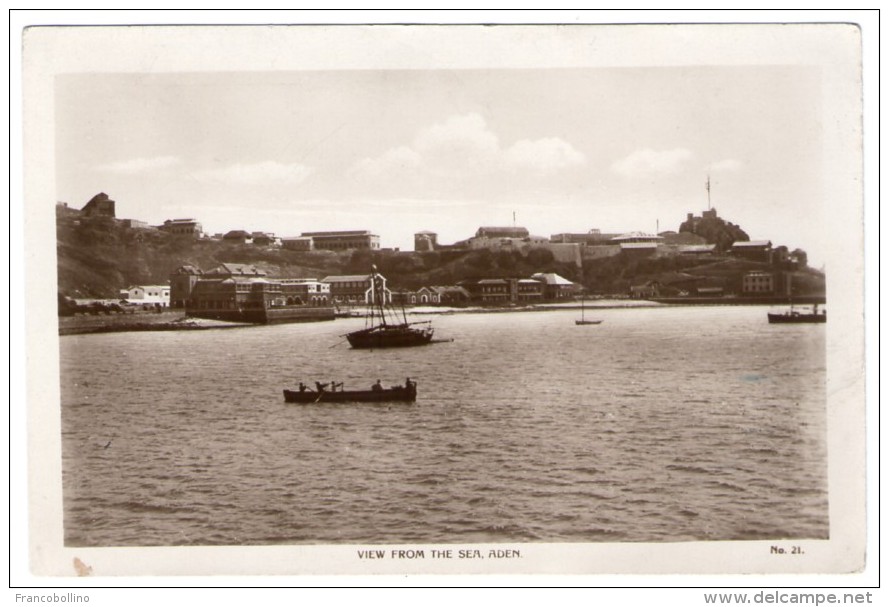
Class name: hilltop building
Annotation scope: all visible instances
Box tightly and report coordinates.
[301,230,380,251]
[550,229,619,245]
[679,207,750,252]
[80,193,116,218]
[683,208,720,230]
[251,232,280,247]
[731,240,773,263]
[223,230,253,244]
[159,218,203,238]
[475,226,529,239]
[414,231,438,252]
[281,237,314,251]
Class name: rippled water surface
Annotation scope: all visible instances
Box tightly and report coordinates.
[60,306,827,546]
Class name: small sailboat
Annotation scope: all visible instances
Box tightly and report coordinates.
[575,290,603,326]
[345,266,435,348]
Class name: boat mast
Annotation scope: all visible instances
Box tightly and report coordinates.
[581,288,585,321]
[366,269,376,328]
[372,266,388,326]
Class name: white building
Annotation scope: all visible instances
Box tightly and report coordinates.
[119,285,171,307]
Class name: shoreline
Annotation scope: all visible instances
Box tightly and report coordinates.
[57,297,823,335]
[58,312,253,336]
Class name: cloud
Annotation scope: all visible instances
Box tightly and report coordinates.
[505,138,586,172]
[611,148,694,177]
[351,113,585,180]
[95,156,181,174]
[192,161,313,186]
[413,113,500,164]
[708,158,743,172]
[351,146,421,178]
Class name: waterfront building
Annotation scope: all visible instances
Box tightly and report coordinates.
[169,265,203,308]
[180,262,335,322]
[322,273,391,305]
[458,277,542,304]
[390,286,441,306]
[742,271,776,295]
[517,278,545,302]
[531,272,578,300]
[468,278,512,304]
[119,284,171,307]
[276,278,330,306]
[188,276,283,312]
[630,281,660,299]
[430,285,471,305]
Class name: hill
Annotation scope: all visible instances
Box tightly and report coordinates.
[55,208,581,298]
[56,205,825,300]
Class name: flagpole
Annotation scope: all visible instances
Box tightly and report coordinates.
[706,175,711,210]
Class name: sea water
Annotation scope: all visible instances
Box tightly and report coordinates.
[59,305,827,545]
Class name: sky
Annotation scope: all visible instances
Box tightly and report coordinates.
[55,66,827,264]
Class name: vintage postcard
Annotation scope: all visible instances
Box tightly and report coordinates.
[18,21,869,580]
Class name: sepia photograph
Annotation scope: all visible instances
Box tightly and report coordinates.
[17,17,871,582]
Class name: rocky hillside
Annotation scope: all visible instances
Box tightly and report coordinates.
[55,207,581,298]
[56,205,824,299]
[679,213,750,252]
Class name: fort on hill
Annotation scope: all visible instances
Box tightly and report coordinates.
[678,207,750,253]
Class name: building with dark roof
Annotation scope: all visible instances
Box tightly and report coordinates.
[169,265,204,308]
[205,263,267,277]
[222,230,253,244]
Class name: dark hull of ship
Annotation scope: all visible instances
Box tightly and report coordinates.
[187,306,336,324]
[767,312,826,324]
[283,384,417,403]
[346,325,434,348]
